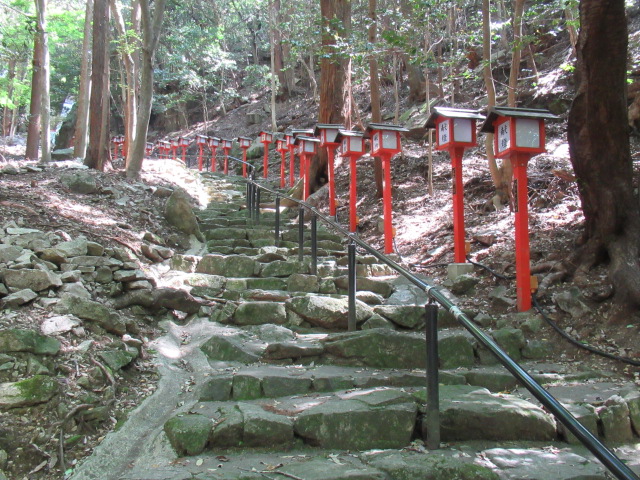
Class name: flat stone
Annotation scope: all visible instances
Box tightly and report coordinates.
[199,375,233,401]
[263,342,324,360]
[2,268,62,292]
[598,395,634,442]
[438,331,476,368]
[54,293,126,335]
[247,324,294,342]
[170,255,199,273]
[2,289,38,307]
[373,305,426,329]
[436,385,557,442]
[60,170,98,194]
[334,276,394,297]
[279,458,386,480]
[286,296,372,329]
[0,245,23,263]
[98,347,138,371]
[286,273,319,292]
[492,328,526,360]
[322,329,427,369]
[233,302,287,326]
[261,374,313,397]
[164,190,204,241]
[55,238,88,257]
[239,403,294,447]
[0,375,59,409]
[200,334,260,364]
[556,403,599,444]
[295,398,417,450]
[261,260,306,278]
[40,315,81,336]
[0,329,60,355]
[164,414,212,456]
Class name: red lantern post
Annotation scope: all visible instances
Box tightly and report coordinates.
[178,137,190,164]
[480,107,558,311]
[221,138,233,174]
[237,137,252,177]
[426,107,485,275]
[336,130,366,232]
[285,132,296,186]
[259,131,273,179]
[276,138,288,188]
[291,129,314,182]
[315,124,344,218]
[145,142,154,157]
[294,135,320,200]
[365,123,409,254]
[207,137,220,172]
[170,139,179,161]
[196,135,208,171]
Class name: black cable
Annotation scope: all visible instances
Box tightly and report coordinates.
[466,255,515,281]
[466,255,640,367]
[532,295,640,367]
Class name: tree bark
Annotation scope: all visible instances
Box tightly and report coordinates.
[567,0,640,308]
[368,0,383,198]
[85,0,110,170]
[2,58,17,138]
[312,0,350,190]
[73,0,93,160]
[25,25,44,161]
[36,0,51,164]
[125,0,166,179]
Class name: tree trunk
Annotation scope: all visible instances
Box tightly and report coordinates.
[2,58,17,138]
[125,0,166,179]
[483,0,510,206]
[25,27,44,161]
[86,0,110,170]
[312,0,350,190]
[36,0,51,164]
[507,0,525,106]
[271,0,288,100]
[568,0,640,308]
[269,0,278,129]
[369,0,383,198]
[73,0,93,160]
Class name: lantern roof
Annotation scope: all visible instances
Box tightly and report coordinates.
[480,107,559,133]
[314,123,344,135]
[425,107,485,129]
[237,136,252,142]
[291,128,314,137]
[364,123,409,137]
[221,137,233,143]
[335,129,365,141]
[294,135,320,145]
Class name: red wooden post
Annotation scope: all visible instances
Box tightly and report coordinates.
[295,135,319,200]
[221,138,232,175]
[481,106,557,311]
[276,139,288,188]
[426,107,485,265]
[207,137,219,172]
[171,139,178,161]
[337,130,365,232]
[366,123,408,254]
[196,135,207,171]
[286,133,295,186]
[315,124,343,217]
[237,137,252,177]
[178,137,189,163]
[145,142,153,157]
[260,131,273,179]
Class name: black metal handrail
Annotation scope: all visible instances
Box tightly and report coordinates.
[208,155,639,480]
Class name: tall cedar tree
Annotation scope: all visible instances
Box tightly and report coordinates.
[567,0,640,308]
[311,0,351,191]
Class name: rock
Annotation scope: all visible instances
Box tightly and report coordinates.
[0,245,22,263]
[366,451,498,480]
[1,289,38,307]
[598,395,634,442]
[239,403,294,447]
[164,414,212,456]
[278,457,387,480]
[522,339,552,360]
[436,385,556,441]
[0,329,60,355]
[2,268,62,292]
[553,289,592,318]
[39,248,68,265]
[153,186,173,198]
[233,302,287,326]
[86,241,104,256]
[334,276,394,297]
[60,170,98,194]
[60,282,91,299]
[323,329,427,369]
[286,295,372,329]
[294,396,417,450]
[55,238,88,257]
[210,405,244,446]
[438,331,476,368]
[185,274,226,297]
[95,266,113,283]
[556,403,599,444]
[98,347,138,371]
[200,334,260,364]
[55,293,126,335]
[40,315,81,336]
[286,273,319,292]
[164,190,204,241]
[373,305,426,329]
[199,375,233,401]
[262,342,324,360]
[140,244,164,262]
[361,314,395,330]
[261,260,305,278]
[623,388,640,435]
[0,375,59,408]
[449,274,479,295]
[491,328,526,360]
[489,286,516,307]
[196,254,257,277]
[232,374,263,400]
[248,324,294,342]
[170,255,199,273]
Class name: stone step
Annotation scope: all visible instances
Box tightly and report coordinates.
[163,384,562,456]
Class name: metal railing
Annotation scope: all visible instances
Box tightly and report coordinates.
[203,155,638,480]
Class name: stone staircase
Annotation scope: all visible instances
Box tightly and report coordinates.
[71,172,640,480]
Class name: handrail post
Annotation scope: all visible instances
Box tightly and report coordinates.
[275,196,281,247]
[246,181,253,219]
[425,303,440,450]
[255,188,261,224]
[298,206,305,262]
[310,213,318,275]
[348,241,356,331]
